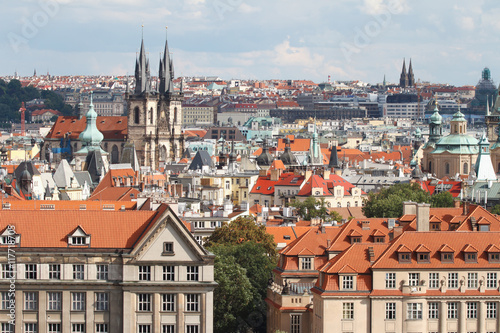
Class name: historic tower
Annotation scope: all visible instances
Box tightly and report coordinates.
[126,32,184,169]
[399,58,414,88]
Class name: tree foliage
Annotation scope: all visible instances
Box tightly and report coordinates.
[430,191,455,208]
[491,204,500,215]
[291,196,330,221]
[204,215,277,257]
[362,183,431,218]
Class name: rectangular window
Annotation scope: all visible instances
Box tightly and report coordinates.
[487,272,498,288]
[448,302,458,319]
[407,303,422,320]
[71,292,85,311]
[408,273,420,286]
[138,325,151,333]
[467,302,477,319]
[187,266,199,281]
[468,272,478,289]
[72,324,85,333]
[343,302,354,319]
[95,324,108,333]
[487,302,497,319]
[95,292,109,311]
[385,302,396,320]
[428,273,439,288]
[47,292,62,311]
[1,264,14,279]
[48,323,61,333]
[301,257,312,270]
[162,325,174,333]
[137,294,151,312]
[386,273,396,289]
[163,265,175,281]
[342,275,354,290]
[24,324,37,333]
[186,326,199,333]
[290,314,301,333]
[0,292,9,310]
[163,242,174,254]
[186,294,199,312]
[428,302,439,319]
[73,264,84,280]
[96,264,108,280]
[25,264,37,279]
[448,273,458,288]
[24,292,37,311]
[162,294,175,312]
[1,323,14,333]
[49,264,61,280]
[139,266,151,281]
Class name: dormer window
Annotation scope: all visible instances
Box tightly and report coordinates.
[489,253,500,263]
[486,244,500,263]
[68,226,91,247]
[441,253,453,262]
[0,227,20,246]
[415,244,431,263]
[462,244,478,263]
[397,244,412,263]
[439,244,455,263]
[430,223,440,231]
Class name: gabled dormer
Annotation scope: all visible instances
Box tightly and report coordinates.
[370,229,386,243]
[67,226,91,247]
[0,226,20,246]
[486,244,500,263]
[298,248,315,270]
[348,230,362,244]
[438,244,455,263]
[338,265,357,291]
[429,215,442,231]
[462,244,478,263]
[415,244,431,263]
[396,244,412,263]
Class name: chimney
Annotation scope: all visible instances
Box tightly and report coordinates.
[402,201,417,215]
[270,169,281,181]
[463,201,469,215]
[326,239,331,248]
[416,203,430,232]
[323,168,331,180]
[368,246,375,263]
[321,224,326,234]
[454,200,460,208]
[304,169,313,182]
[361,220,370,230]
[392,226,404,239]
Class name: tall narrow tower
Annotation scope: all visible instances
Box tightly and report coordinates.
[399,58,409,88]
[407,59,415,87]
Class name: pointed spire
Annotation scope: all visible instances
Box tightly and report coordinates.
[408,58,414,86]
[487,95,490,116]
[134,26,149,94]
[159,26,174,95]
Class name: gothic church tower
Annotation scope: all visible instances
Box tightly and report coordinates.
[126,32,184,169]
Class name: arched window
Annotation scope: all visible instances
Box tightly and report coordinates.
[111,145,119,164]
[445,162,450,175]
[134,107,140,124]
[463,163,468,174]
[429,161,432,173]
[174,107,178,124]
[150,108,154,125]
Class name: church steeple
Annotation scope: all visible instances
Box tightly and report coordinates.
[399,58,409,88]
[408,59,415,87]
[134,30,150,95]
[475,133,497,181]
[78,91,104,152]
[159,27,174,95]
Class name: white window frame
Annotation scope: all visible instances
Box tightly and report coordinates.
[468,272,478,289]
[24,323,37,333]
[162,325,175,333]
[408,273,420,286]
[428,302,439,319]
[487,302,497,319]
[187,266,199,281]
[138,325,151,333]
[138,265,151,281]
[95,292,109,311]
[1,323,14,333]
[73,264,84,280]
[467,302,477,319]
[71,292,85,311]
[448,302,458,319]
[428,272,439,289]
[24,292,37,311]
[487,272,497,289]
[186,325,199,333]
[96,264,108,280]
[301,257,312,270]
[342,275,354,290]
[343,302,354,319]
[48,323,61,333]
[448,272,458,288]
[25,264,37,280]
[1,292,9,310]
[290,314,301,333]
[1,264,14,280]
[95,323,108,333]
[385,302,396,320]
[163,265,175,281]
[49,264,61,280]
[161,294,176,312]
[185,294,200,312]
[47,292,62,311]
[137,293,151,312]
[407,303,422,320]
[385,272,396,289]
[72,323,85,333]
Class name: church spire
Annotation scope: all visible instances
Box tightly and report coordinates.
[134,27,149,95]
[159,26,174,95]
[399,58,409,88]
[408,58,414,87]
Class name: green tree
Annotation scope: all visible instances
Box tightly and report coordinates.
[491,204,500,215]
[204,215,277,257]
[291,196,330,221]
[327,210,344,224]
[362,183,431,218]
[430,191,454,208]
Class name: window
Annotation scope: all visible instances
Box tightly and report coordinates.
[385,302,396,320]
[1,264,13,279]
[95,324,108,333]
[24,324,37,333]
[95,292,108,311]
[487,272,497,288]
[468,273,478,289]
[408,273,420,286]
[448,273,458,288]
[186,294,199,312]
[1,323,13,333]
[163,265,175,281]
[71,292,85,311]
[399,253,411,263]
[47,292,62,311]
[49,264,61,280]
[162,325,174,333]
[301,257,312,270]
[48,323,61,333]
[24,292,37,310]
[489,253,500,263]
[73,264,84,280]
[418,253,429,262]
[467,302,477,318]
[445,162,450,174]
[72,324,85,333]
[487,302,497,319]
[428,273,439,288]
[407,303,422,320]
[187,266,199,281]
[163,242,174,254]
[138,265,151,281]
[343,302,354,319]
[342,275,354,290]
[137,294,151,312]
[162,294,175,312]
[70,236,86,245]
[386,273,396,289]
[448,302,458,319]
[0,292,9,310]
[25,264,37,279]
[290,314,301,333]
[428,302,439,319]
[96,264,108,280]
[186,326,199,333]
[442,253,454,262]
[465,252,477,262]
[138,325,151,333]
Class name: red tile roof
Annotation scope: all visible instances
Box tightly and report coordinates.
[45,116,127,140]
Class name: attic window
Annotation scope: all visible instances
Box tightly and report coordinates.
[0,227,20,246]
[256,186,261,190]
[68,227,90,247]
[441,253,454,263]
[465,252,477,263]
[283,235,291,240]
[162,242,174,256]
[267,186,272,190]
[489,253,500,263]
[70,236,87,245]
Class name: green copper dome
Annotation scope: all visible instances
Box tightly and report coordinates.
[430,105,442,124]
[78,92,104,150]
[431,134,479,155]
[451,109,466,122]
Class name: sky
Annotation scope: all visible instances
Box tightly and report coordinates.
[1,0,500,86]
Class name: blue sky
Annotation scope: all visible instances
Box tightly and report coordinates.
[2,0,500,86]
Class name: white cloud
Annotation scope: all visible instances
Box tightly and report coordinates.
[238,4,261,14]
